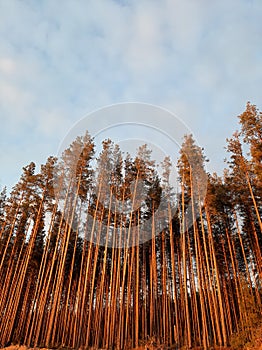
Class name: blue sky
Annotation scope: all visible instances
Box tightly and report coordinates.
[0,0,261,191]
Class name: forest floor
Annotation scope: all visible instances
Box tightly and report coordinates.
[0,334,262,350]
[0,344,261,350]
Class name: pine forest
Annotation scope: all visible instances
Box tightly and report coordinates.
[0,102,261,350]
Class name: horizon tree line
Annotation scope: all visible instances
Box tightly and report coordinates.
[0,102,261,349]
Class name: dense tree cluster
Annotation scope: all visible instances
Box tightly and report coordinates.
[0,103,261,349]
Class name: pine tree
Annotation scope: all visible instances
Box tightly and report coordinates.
[1,105,262,349]
[226,132,261,274]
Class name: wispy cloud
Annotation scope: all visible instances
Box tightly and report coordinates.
[0,0,261,190]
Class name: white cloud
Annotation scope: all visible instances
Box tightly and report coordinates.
[0,0,261,189]
[0,57,16,74]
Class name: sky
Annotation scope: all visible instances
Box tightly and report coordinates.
[0,0,261,192]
